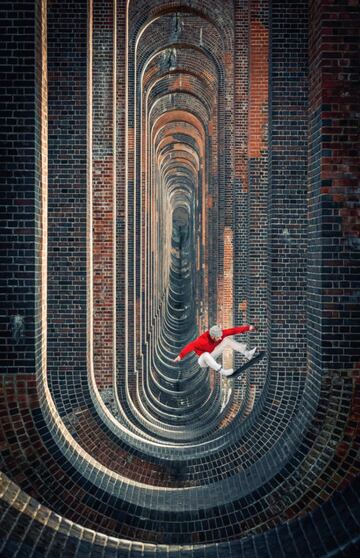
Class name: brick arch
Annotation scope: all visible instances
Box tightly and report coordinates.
[127,0,234,51]
[1,0,360,556]
[124,1,236,429]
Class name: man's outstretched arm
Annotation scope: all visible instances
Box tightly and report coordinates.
[174,339,197,362]
[222,324,256,337]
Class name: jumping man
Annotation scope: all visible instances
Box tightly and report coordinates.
[174,324,257,377]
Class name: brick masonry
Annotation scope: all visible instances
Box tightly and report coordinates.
[308,0,360,379]
[0,0,359,556]
[46,0,88,417]
[0,1,38,375]
[92,0,115,390]
[269,1,308,384]
[247,0,269,394]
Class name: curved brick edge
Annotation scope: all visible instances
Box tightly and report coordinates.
[1,472,359,557]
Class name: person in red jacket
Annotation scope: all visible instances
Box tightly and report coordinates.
[174,324,257,377]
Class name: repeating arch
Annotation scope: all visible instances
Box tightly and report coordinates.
[0,1,359,556]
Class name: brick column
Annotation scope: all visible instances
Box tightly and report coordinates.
[47,0,88,415]
[247,0,269,392]
[115,0,128,390]
[308,0,360,378]
[222,40,235,348]
[269,0,308,381]
[92,0,115,390]
[0,1,40,375]
[234,0,249,372]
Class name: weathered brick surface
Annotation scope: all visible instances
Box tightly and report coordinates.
[234,0,250,390]
[308,0,360,378]
[1,0,359,556]
[246,0,269,394]
[93,0,115,390]
[116,1,127,379]
[0,1,38,374]
[47,0,88,416]
[269,0,308,381]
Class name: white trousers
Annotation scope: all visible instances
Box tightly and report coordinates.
[197,337,248,370]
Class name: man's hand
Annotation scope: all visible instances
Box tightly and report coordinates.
[249,325,256,332]
[174,356,181,362]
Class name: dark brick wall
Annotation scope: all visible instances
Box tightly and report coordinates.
[308,0,360,378]
[0,1,38,374]
[234,0,250,390]
[269,0,308,380]
[47,0,88,415]
[1,467,359,556]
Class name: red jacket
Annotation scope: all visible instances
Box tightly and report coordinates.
[178,325,250,359]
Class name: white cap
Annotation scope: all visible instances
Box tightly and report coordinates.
[209,325,222,338]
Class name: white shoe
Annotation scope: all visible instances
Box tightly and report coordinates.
[220,367,234,377]
[246,347,257,361]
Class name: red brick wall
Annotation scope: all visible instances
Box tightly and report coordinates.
[92,0,115,390]
[243,0,269,391]
[308,0,360,375]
